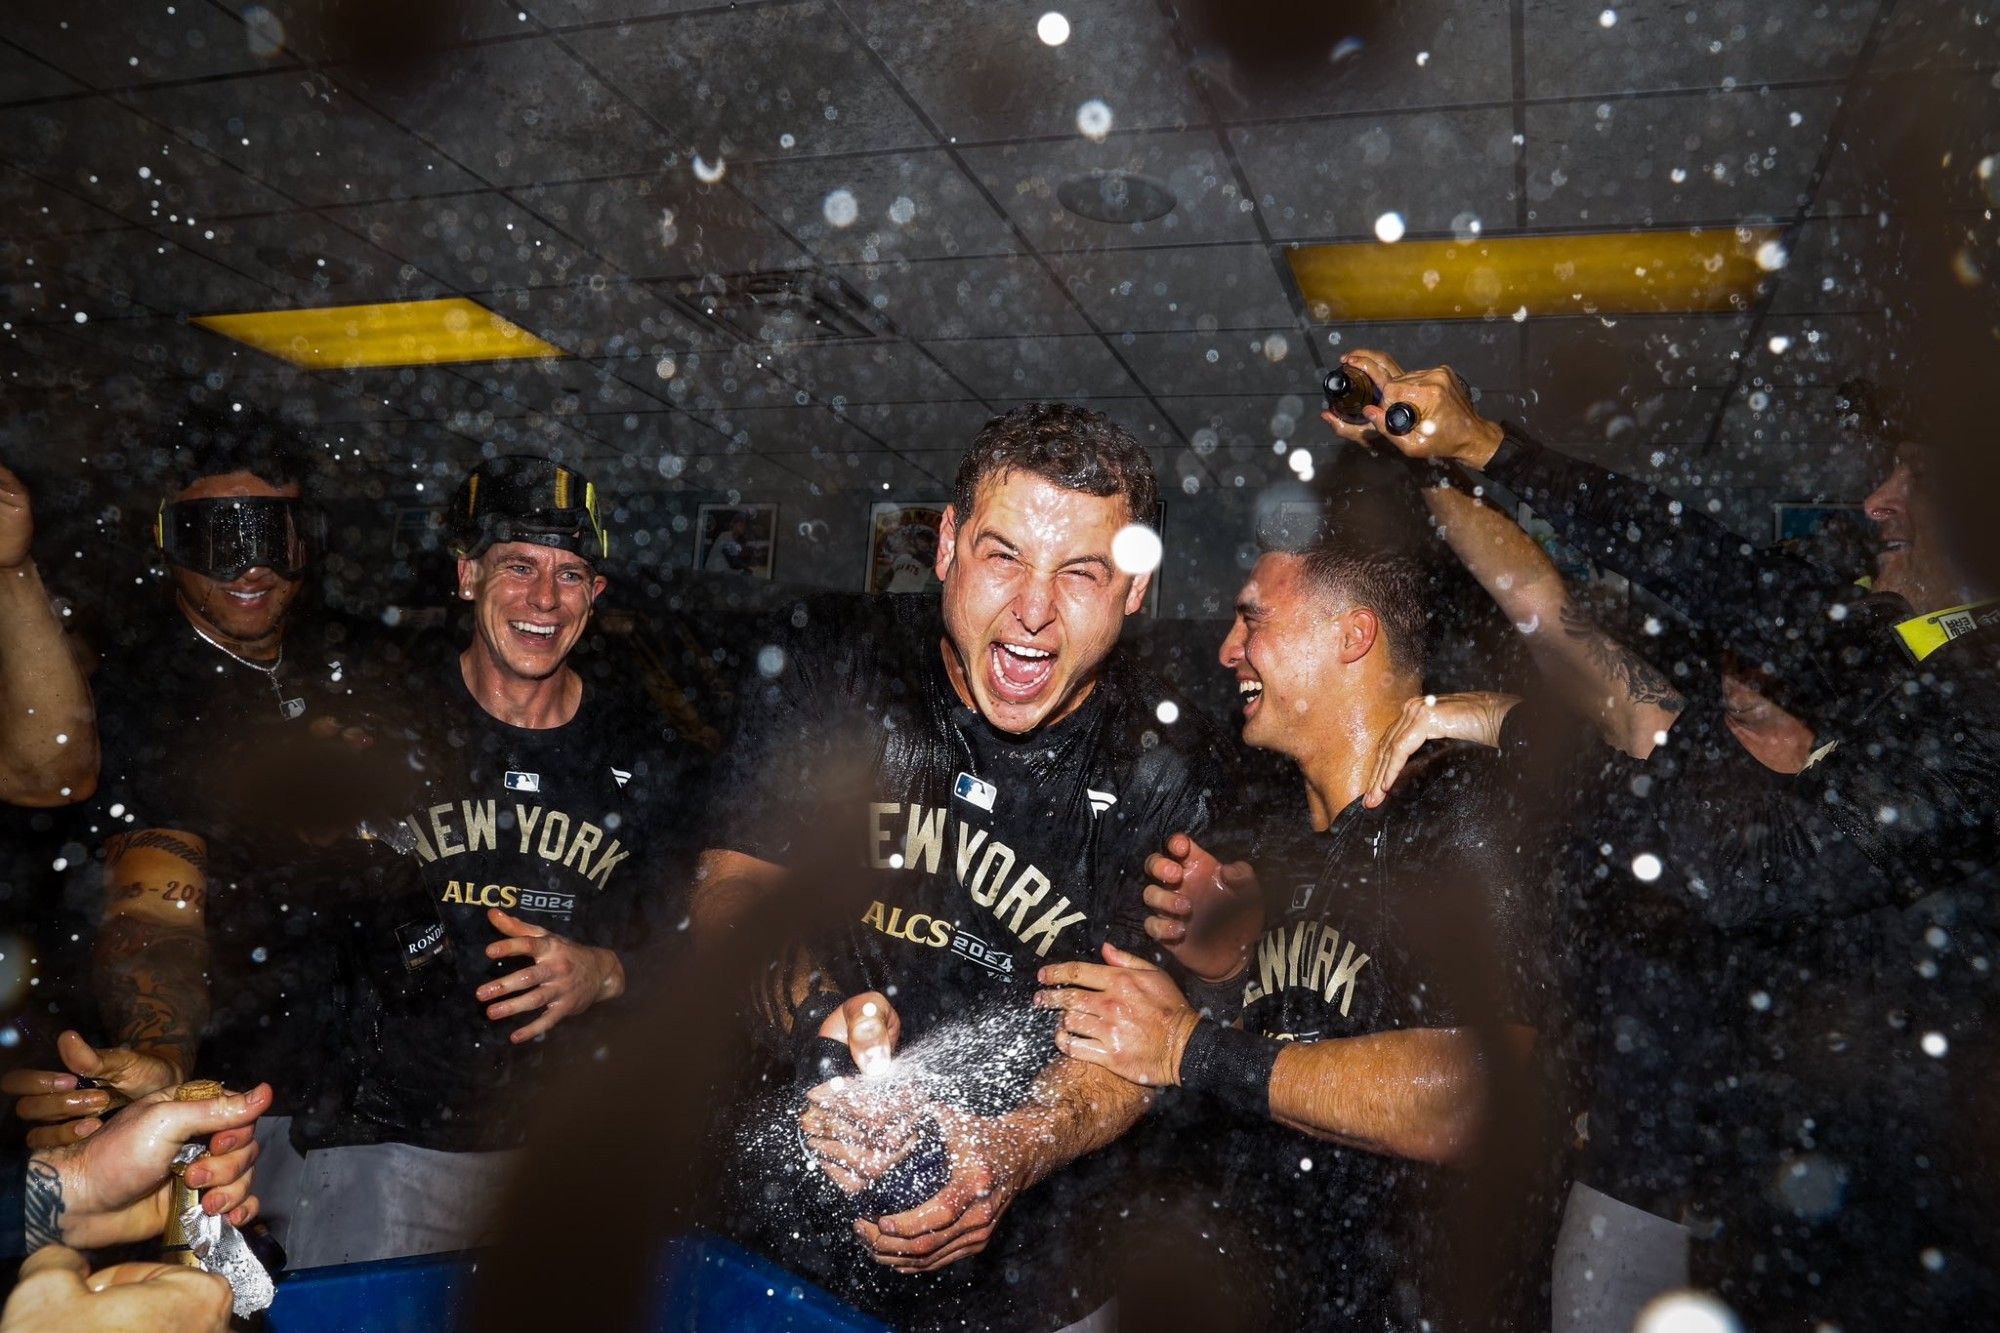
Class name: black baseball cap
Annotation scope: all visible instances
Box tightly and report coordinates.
[446,455,609,565]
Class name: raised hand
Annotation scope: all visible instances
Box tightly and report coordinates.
[1362,692,1519,808]
[477,907,626,1043]
[1140,833,1261,983]
[4,1032,183,1149]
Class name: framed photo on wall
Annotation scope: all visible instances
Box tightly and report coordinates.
[694,503,778,579]
[864,501,946,593]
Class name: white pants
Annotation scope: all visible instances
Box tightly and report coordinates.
[1551,1181,1691,1333]
[265,1131,521,1270]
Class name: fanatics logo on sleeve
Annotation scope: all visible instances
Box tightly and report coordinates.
[610,767,631,788]
[1085,788,1117,816]
[503,771,541,793]
[953,771,996,812]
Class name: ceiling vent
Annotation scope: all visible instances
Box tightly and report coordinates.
[665,270,890,345]
[1056,171,1178,224]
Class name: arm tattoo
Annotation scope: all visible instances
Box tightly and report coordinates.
[93,914,209,1073]
[24,1157,65,1251]
[104,829,208,873]
[1558,604,1685,712]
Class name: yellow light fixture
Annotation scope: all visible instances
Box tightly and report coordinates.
[1286,227,1783,322]
[193,297,566,370]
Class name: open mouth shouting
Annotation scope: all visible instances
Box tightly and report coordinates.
[988,640,1058,702]
[1237,675,1265,720]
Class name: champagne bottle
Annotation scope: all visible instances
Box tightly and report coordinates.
[161,1079,225,1268]
[1321,366,1379,425]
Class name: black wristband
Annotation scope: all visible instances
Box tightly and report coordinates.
[1176,1019,1281,1120]
[1478,422,1537,480]
[796,1036,858,1086]
[791,990,848,1078]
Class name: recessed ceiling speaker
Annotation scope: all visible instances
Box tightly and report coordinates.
[1056,171,1177,225]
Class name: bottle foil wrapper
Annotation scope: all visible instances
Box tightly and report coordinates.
[172,1141,276,1316]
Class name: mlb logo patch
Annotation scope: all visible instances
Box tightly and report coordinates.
[954,771,996,812]
[504,771,541,793]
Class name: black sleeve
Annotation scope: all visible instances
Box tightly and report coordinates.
[1666,688,2000,930]
[1099,717,1244,961]
[1400,762,1560,1035]
[1478,425,1902,733]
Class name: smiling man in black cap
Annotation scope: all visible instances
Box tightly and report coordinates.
[279,454,698,1267]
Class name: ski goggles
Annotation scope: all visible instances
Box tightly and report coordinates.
[155,496,308,581]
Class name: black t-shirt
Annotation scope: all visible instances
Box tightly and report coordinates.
[1213,743,1559,1331]
[87,604,403,1110]
[708,593,1239,1332]
[298,657,695,1154]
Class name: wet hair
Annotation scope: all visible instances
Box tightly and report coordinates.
[162,413,314,498]
[952,403,1158,529]
[1260,496,1433,682]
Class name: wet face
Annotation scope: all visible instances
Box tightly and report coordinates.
[169,471,304,648]
[1218,554,1350,758]
[1864,445,1957,613]
[936,470,1147,735]
[459,541,606,684]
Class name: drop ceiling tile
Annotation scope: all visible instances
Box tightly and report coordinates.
[124,71,482,208]
[761,448,950,495]
[637,345,808,412]
[963,131,1258,253]
[564,2,932,162]
[1735,312,1886,388]
[335,192,617,292]
[693,403,887,456]
[452,356,675,418]
[217,368,418,426]
[177,211,435,307]
[520,174,807,280]
[0,98,292,222]
[1763,215,1901,315]
[758,339,972,404]
[1046,243,1295,332]
[1189,1,1513,122]
[729,151,1017,264]
[10,4,287,89]
[842,0,1202,141]
[1117,328,1310,396]
[836,255,1091,339]
[1308,320,1525,394]
[0,165,125,235]
[1231,109,1516,241]
[0,44,85,103]
[1522,0,1874,98]
[338,38,666,188]
[925,334,1137,399]
[1523,87,1838,228]
[208,0,528,61]
[1524,314,1750,394]
[64,315,262,377]
[841,400,997,453]
[52,228,281,317]
[484,278,711,360]
[1156,394,1322,452]
[525,0,721,24]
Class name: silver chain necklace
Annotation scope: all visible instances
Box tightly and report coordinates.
[188,622,303,719]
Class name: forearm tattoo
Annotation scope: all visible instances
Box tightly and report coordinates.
[1559,604,1685,712]
[93,914,209,1071]
[24,1157,65,1251]
[105,829,208,873]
